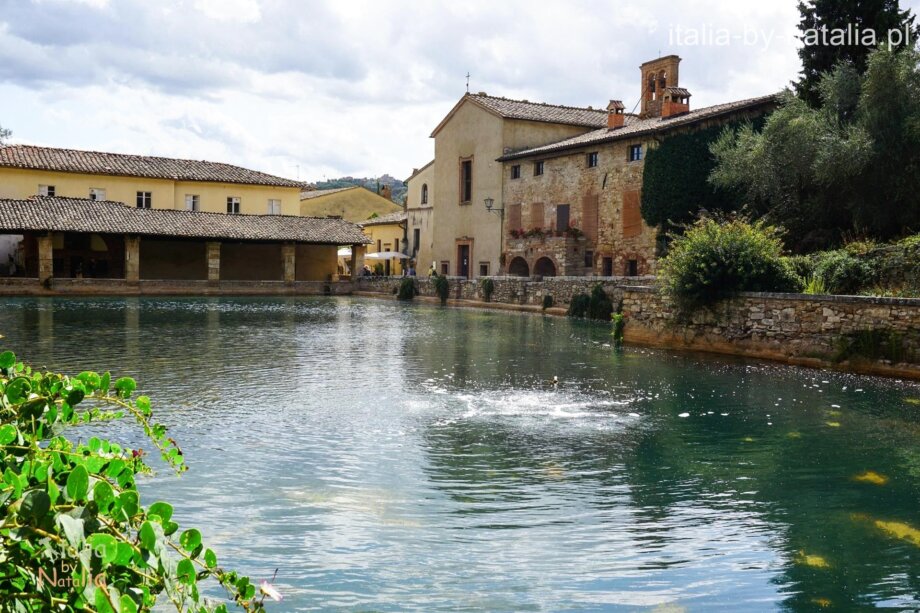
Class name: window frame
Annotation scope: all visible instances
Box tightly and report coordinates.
[628,144,643,162]
[421,183,428,205]
[185,194,200,212]
[534,160,544,176]
[510,164,521,180]
[440,261,450,275]
[586,152,599,168]
[136,191,152,209]
[89,188,106,201]
[459,157,473,204]
[226,196,241,214]
[39,184,55,197]
[267,198,281,215]
[412,228,421,255]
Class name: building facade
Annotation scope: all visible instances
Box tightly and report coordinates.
[405,160,434,273]
[358,210,408,276]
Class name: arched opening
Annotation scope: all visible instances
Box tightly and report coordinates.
[508,256,530,277]
[421,183,428,205]
[658,70,667,91]
[533,257,556,277]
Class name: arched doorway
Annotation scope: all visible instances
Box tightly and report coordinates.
[508,256,529,277]
[533,257,556,277]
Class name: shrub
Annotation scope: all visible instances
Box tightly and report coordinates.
[803,275,828,295]
[587,284,613,321]
[542,295,554,310]
[611,313,626,345]
[567,293,590,318]
[480,278,495,302]
[658,217,802,309]
[0,350,268,612]
[373,263,384,275]
[432,274,450,305]
[812,250,873,294]
[397,277,417,300]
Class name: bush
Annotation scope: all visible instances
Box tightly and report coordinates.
[432,274,450,305]
[480,278,494,302]
[587,284,613,321]
[397,277,417,300]
[658,217,802,309]
[0,350,268,612]
[542,295,554,310]
[812,250,873,295]
[611,313,626,345]
[567,293,590,318]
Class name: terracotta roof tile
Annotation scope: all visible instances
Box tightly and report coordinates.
[469,93,609,128]
[498,93,780,161]
[0,145,302,188]
[358,211,407,227]
[0,197,370,244]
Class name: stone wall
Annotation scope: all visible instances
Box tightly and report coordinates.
[355,277,920,375]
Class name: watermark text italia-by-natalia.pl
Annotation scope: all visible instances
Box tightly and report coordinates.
[667,23,917,50]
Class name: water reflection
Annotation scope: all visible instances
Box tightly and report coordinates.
[0,297,919,611]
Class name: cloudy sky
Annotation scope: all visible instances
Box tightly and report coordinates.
[0,0,896,183]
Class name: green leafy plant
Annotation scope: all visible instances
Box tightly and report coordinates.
[373,263,384,276]
[811,249,873,294]
[0,350,273,612]
[611,313,626,346]
[803,275,828,295]
[587,284,613,321]
[480,278,494,302]
[432,275,450,305]
[658,216,801,310]
[566,293,590,318]
[397,277,417,301]
[541,295,554,311]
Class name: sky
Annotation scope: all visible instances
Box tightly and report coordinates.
[0,0,902,184]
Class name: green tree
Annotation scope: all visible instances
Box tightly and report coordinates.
[0,123,10,145]
[0,351,275,612]
[795,0,918,106]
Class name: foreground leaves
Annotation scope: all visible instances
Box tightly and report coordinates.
[0,350,268,612]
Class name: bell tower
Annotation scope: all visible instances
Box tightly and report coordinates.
[640,55,682,118]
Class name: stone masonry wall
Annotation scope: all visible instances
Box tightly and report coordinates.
[355,277,920,374]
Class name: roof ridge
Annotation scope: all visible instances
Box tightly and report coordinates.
[2,143,265,172]
[470,93,607,114]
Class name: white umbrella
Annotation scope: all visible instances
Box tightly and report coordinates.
[337,247,352,257]
[365,252,410,260]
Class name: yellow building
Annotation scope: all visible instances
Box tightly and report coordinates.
[299,185,402,222]
[358,211,408,276]
[405,161,434,273]
[0,144,303,215]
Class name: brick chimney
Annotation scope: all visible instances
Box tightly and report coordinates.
[606,100,626,129]
[379,184,392,201]
[661,87,691,118]
[640,55,682,118]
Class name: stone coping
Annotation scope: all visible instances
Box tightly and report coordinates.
[624,285,920,306]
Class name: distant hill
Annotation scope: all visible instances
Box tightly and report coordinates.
[311,175,407,205]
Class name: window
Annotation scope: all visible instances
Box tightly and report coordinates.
[185,194,200,211]
[460,159,473,203]
[421,183,428,205]
[440,261,449,275]
[377,239,382,252]
[479,262,490,277]
[587,152,599,168]
[227,197,240,214]
[628,144,643,162]
[534,161,544,176]
[89,188,106,201]
[394,238,399,253]
[627,259,639,276]
[602,257,613,277]
[136,191,152,209]
[584,250,594,269]
[267,199,281,215]
[511,164,521,180]
[413,228,420,255]
[39,185,55,197]
[556,204,570,232]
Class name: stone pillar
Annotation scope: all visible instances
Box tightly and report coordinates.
[351,243,366,278]
[206,241,221,285]
[124,236,140,283]
[37,233,54,285]
[282,242,296,285]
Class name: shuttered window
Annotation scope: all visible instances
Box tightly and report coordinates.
[507,203,522,233]
[530,202,544,229]
[582,194,599,241]
[622,190,642,238]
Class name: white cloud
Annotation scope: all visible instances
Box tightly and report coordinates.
[0,0,846,181]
